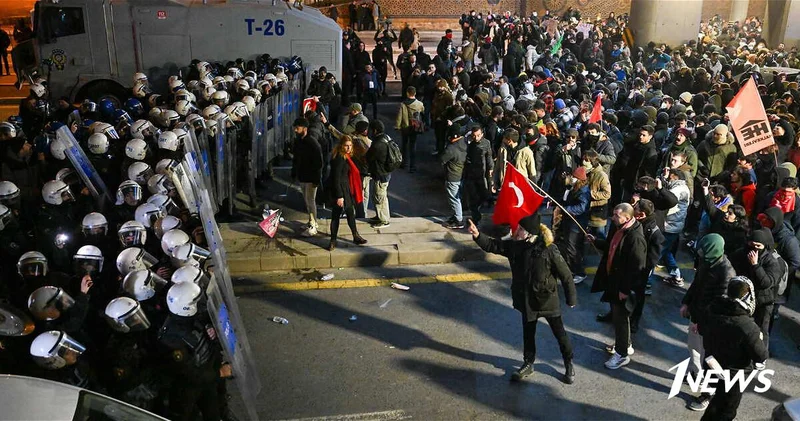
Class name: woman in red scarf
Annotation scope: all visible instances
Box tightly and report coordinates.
[326,136,368,251]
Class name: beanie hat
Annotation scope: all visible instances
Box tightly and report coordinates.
[699,233,725,265]
[518,213,541,236]
[554,99,566,111]
[572,166,587,181]
[679,91,693,104]
[349,103,362,112]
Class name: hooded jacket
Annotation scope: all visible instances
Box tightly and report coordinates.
[699,297,768,370]
[395,98,425,131]
[697,129,738,178]
[474,224,576,321]
[587,166,611,227]
[493,142,536,190]
[440,137,467,182]
[730,229,783,306]
[664,179,691,234]
[763,206,800,274]
[639,214,665,272]
[683,234,736,324]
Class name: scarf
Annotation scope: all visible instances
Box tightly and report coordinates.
[771,190,796,213]
[606,217,636,273]
[346,156,363,204]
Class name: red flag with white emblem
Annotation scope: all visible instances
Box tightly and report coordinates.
[493,163,545,229]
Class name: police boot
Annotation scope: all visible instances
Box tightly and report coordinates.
[564,359,575,385]
[511,361,533,381]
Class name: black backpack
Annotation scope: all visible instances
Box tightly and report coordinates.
[383,135,403,172]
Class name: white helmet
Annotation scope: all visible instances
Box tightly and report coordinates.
[223,75,235,84]
[122,269,167,301]
[161,229,190,255]
[201,86,217,102]
[115,180,142,206]
[169,78,186,93]
[225,102,249,122]
[31,83,47,98]
[81,212,108,236]
[211,90,230,107]
[243,76,256,89]
[18,251,48,277]
[202,104,222,120]
[73,245,104,276]
[115,247,158,275]
[132,81,150,98]
[242,95,257,113]
[172,265,208,286]
[133,72,148,85]
[166,282,202,316]
[0,204,12,231]
[147,94,162,109]
[87,133,109,154]
[128,161,154,185]
[0,181,20,202]
[118,220,147,249]
[154,215,182,239]
[147,193,180,216]
[155,158,178,175]
[175,89,196,104]
[196,61,210,72]
[172,243,211,268]
[256,80,269,92]
[148,107,163,123]
[213,76,227,90]
[161,109,180,128]
[157,130,179,151]
[235,79,250,94]
[42,180,74,205]
[135,202,164,228]
[227,67,244,80]
[186,114,206,131]
[175,100,196,117]
[50,138,67,160]
[105,297,151,333]
[131,119,158,140]
[172,127,188,146]
[147,174,173,195]
[125,138,149,160]
[28,286,74,321]
[206,119,219,137]
[91,121,120,140]
[30,330,86,370]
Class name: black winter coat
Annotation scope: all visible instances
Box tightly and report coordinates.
[683,256,736,324]
[591,220,648,302]
[639,186,678,232]
[764,207,800,273]
[474,225,576,321]
[640,215,665,272]
[699,298,768,370]
[326,155,359,208]
[463,137,493,182]
[615,140,659,199]
[292,134,324,184]
[730,246,783,306]
[366,133,392,181]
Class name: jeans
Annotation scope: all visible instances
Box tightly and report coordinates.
[660,232,680,270]
[612,301,631,357]
[522,314,573,363]
[301,182,319,229]
[330,204,358,242]
[688,326,705,376]
[445,180,463,222]
[374,177,390,223]
[401,132,417,170]
[558,229,585,277]
[589,223,608,240]
[753,303,773,358]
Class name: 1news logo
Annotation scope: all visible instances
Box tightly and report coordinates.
[667,357,774,399]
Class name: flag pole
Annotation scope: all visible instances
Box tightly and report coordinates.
[524,177,590,238]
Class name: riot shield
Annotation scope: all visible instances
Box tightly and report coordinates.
[0,302,35,336]
[183,124,218,213]
[215,116,229,207]
[248,104,264,207]
[227,124,237,215]
[56,126,112,211]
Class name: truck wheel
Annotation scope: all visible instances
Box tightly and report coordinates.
[77,80,129,108]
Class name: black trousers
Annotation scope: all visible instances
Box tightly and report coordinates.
[557,229,585,277]
[463,178,488,222]
[753,303,773,357]
[522,314,573,363]
[169,380,221,421]
[0,50,8,74]
[630,281,648,327]
[434,120,448,154]
[400,131,418,170]
[701,385,743,421]
[330,203,358,242]
[363,91,378,120]
[612,300,631,357]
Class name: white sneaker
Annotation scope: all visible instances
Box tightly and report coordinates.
[573,275,586,285]
[604,352,631,370]
[301,226,317,237]
[669,268,682,279]
[605,344,634,356]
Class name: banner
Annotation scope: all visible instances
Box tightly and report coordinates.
[589,94,603,124]
[726,77,775,156]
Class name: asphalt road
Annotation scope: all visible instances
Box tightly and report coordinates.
[232,263,800,421]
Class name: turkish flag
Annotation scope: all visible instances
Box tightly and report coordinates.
[493,163,545,229]
[588,94,603,124]
[302,98,317,114]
